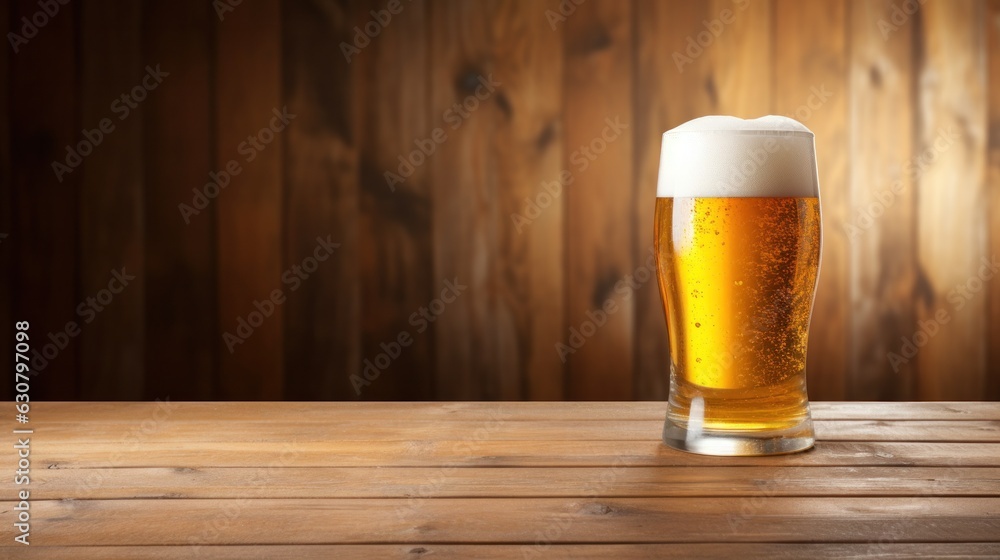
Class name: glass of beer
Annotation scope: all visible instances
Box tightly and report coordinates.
[655,116,820,456]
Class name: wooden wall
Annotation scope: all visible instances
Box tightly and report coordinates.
[3,0,999,401]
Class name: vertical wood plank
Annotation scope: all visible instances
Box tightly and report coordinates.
[356,0,433,400]
[216,0,284,399]
[10,0,79,399]
[143,0,216,399]
[773,0,849,400]
[563,0,634,400]
[988,0,1000,401]
[492,0,565,400]
[79,1,145,399]
[0,1,10,401]
[915,0,988,400]
[848,0,918,400]
[633,0,714,401]
[709,0,772,117]
[428,0,501,399]
[283,0,360,400]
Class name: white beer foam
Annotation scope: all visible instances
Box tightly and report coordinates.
[656,115,819,198]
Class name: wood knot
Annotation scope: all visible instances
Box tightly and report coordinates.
[581,502,615,515]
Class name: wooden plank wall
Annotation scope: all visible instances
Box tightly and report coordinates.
[3,0,999,401]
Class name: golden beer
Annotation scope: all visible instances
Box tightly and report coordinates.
[655,116,821,455]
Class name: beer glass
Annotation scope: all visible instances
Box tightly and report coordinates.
[655,116,820,456]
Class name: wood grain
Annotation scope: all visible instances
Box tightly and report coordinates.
[0,0,11,402]
[9,544,1000,560]
[428,0,502,399]
[21,466,1000,500]
[848,0,919,400]
[564,0,634,400]
[10,0,79,399]
[493,0,566,400]
[26,440,1000,469]
[22,400,1000,421]
[356,0,434,400]
[282,0,360,400]
[215,0,284,399]
[78,0,145,399]
[14,497,1000,545]
[915,0,988,400]
[990,0,1000,401]
[24,420,1000,444]
[774,0,849,401]
[142,0,216,399]
[2,402,999,553]
[709,0,773,117]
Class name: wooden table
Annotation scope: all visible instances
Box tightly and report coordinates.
[3,402,1000,558]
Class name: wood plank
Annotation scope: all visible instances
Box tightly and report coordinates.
[11,543,1000,560]
[427,0,502,399]
[78,0,145,399]
[848,0,918,400]
[991,0,1000,402]
[283,0,360,399]
[10,0,79,399]
[812,401,1000,420]
[633,0,702,402]
[21,418,1000,443]
[215,0,284,399]
[563,0,634,400]
[710,0,772,117]
[19,401,1000,422]
[15,497,1000,545]
[21,466,1000,500]
[28,440,1000,468]
[773,0,849,401]
[980,0,1000,401]
[0,0,11,402]
[493,0,565,400]
[915,0,989,400]
[142,0,216,399]
[355,0,433,400]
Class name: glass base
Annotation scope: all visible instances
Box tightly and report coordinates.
[662,416,815,456]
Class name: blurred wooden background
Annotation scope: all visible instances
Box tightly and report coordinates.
[2,0,999,401]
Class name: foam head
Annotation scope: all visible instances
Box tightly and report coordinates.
[656,115,819,198]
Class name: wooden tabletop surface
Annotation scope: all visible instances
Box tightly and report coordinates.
[3,401,1000,559]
